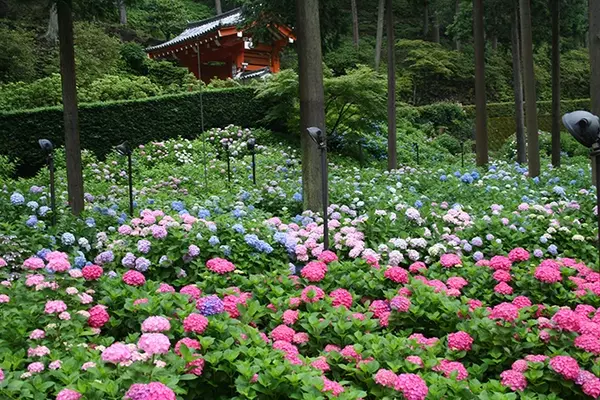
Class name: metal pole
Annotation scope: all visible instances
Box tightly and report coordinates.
[321,145,329,250]
[48,154,56,226]
[461,142,465,168]
[252,152,256,185]
[594,148,600,266]
[127,153,133,217]
[226,145,231,185]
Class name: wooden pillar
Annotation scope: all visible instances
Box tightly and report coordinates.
[551,0,561,167]
[590,0,600,183]
[473,0,488,166]
[386,0,397,170]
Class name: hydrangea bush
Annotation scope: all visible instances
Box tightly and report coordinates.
[0,130,599,399]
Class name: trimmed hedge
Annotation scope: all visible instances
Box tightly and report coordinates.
[0,87,266,175]
[463,98,591,118]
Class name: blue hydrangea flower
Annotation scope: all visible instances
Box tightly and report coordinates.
[240,191,250,201]
[74,256,86,268]
[38,206,51,216]
[540,236,548,244]
[37,248,51,260]
[178,209,190,216]
[98,250,114,263]
[61,232,76,246]
[27,201,39,210]
[293,192,302,202]
[197,295,224,316]
[85,217,96,228]
[232,209,245,218]
[209,236,220,246]
[135,257,151,272]
[471,237,483,247]
[198,209,211,218]
[220,245,231,257]
[548,244,558,256]
[463,243,472,252]
[10,193,25,205]
[533,249,543,257]
[552,186,566,196]
[107,209,117,217]
[26,215,38,227]
[232,224,245,234]
[244,234,273,254]
[460,173,474,184]
[440,175,447,182]
[414,200,423,208]
[473,251,484,261]
[208,224,217,233]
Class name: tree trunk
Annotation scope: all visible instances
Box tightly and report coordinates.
[351,0,359,49]
[511,8,526,165]
[386,0,397,170]
[491,35,498,50]
[433,11,440,43]
[118,0,127,25]
[375,0,385,69]
[57,0,84,215]
[296,0,326,212]
[551,0,560,167]
[215,0,222,15]
[473,0,488,166]
[455,0,461,50]
[44,3,59,43]
[590,0,600,116]
[520,0,540,177]
[423,0,429,38]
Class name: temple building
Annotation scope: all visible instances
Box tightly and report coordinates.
[145,8,294,83]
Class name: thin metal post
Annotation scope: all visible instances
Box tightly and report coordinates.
[48,154,56,226]
[226,145,231,185]
[461,142,465,168]
[251,152,256,185]
[414,143,420,165]
[127,153,133,217]
[594,148,600,266]
[321,146,329,250]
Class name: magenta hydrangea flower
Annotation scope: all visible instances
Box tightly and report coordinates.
[447,331,474,351]
[329,288,352,308]
[101,343,132,364]
[440,254,461,268]
[123,270,146,286]
[500,369,527,391]
[384,266,409,283]
[394,373,428,400]
[82,265,103,281]
[534,265,562,283]
[125,382,176,400]
[56,389,82,400]
[206,258,236,274]
[282,309,299,325]
[508,247,530,262]
[175,338,201,356]
[44,300,67,314]
[374,369,397,388]
[549,355,580,380]
[390,295,411,312]
[301,286,325,303]
[318,250,338,264]
[321,377,344,397]
[271,324,295,342]
[183,313,208,334]
[301,261,328,282]
[180,285,202,300]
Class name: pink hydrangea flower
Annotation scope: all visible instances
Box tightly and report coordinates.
[406,355,423,367]
[446,277,468,290]
[27,362,44,373]
[183,313,208,334]
[0,294,9,303]
[318,250,338,264]
[534,265,562,283]
[301,286,325,303]
[292,332,309,343]
[432,359,468,380]
[125,382,176,400]
[583,378,600,398]
[29,329,45,340]
[101,343,132,364]
[409,261,427,274]
[49,360,62,370]
[369,300,390,318]
[23,257,45,270]
[56,389,82,400]
[390,295,411,312]
[575,334,600,354]
[447,331,473,351]
[271,324,295,342]
[321,377,344,397]
[512,296,532,309]
[512,360,528,372]
[141,316,171,333]
[82,265,103,281]
[395,373,429,400]
[301,261,327,282]
[88,305,110,328]
[175,338,201,356]
[440,254,461,268]
[180,285,202,300]
[157,283,175,293]
[384,267,409,283]
[489,302,519,322]
[500,370,527,391]
[330,288,352,308]
[549,355,580,380]
[206,258,236,274]
[374,369,397,388]
[552,309,581,332]
[44,300,67,314]
[137,333,170,356]
[283,309,299,325]
[123,270,146,286]
[493,270,512,282]
[311,356,330,371]
[489,256,512,271]
[508,248,530,262]
[494,282,513,295]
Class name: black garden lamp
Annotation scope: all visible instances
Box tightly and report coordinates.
[223,142,231,185]
[115,142,134,217]
[563,110,600,264]
[247,138,257,185]
[38,139,56,226]
[306,126,330,251]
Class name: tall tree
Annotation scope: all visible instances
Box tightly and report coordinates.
[590,0,600,116]
[432,11,440,43]
[473,0,488,166]
[423,0,429,38]
[351,0,359,48]
[454,0,460,50]
[117,0,127,24]
[386,0,397,170]
[520,0,540,177]
[44,3,59,43]
[57,0,84,214]
[297,0,326,211]
[375,0,385,69]
[215,0,222,15]
[551,0,560,167]
[511,6,526,164]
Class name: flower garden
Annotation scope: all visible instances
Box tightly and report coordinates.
[1,126,600,399]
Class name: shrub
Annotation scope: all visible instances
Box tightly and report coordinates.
[0,87,268,175]
[0,74,63,112]
[120,42,149,75]
[79,75,162,103]
[0,26,36,84]
[74,22,122,84]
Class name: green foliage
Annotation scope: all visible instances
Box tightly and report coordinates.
[120,42,149,75]
[147,60,202,92]
[0,87,267,174]
[323,38,376,76]
[433,133,462,155]
[0,26,36,84]
[74,22,122,84]
[414,102,472,140]
[0,74,63,112]
[0,155,16,180]
[79,75,162,102]
[206,78,241,89]
[128,0,211,39]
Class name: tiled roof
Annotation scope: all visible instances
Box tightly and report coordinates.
[235,67,271,80]
[146,8,242,52]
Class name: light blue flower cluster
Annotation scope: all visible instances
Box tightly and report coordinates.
[38,206,51,216]
[208,236,220,246]
[171,201,185,212]
[10,193,25,205]
[244,234,273,254]
[61,232,76,246]
[273,231,298,254]
[232,224,245,234]
[26,215,38,228]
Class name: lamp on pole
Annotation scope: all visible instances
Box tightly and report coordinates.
[306,127,329,250]
[39,139,56,226]
[563,110,600,264]
[115,142,134,217]
[247,138,256,185]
